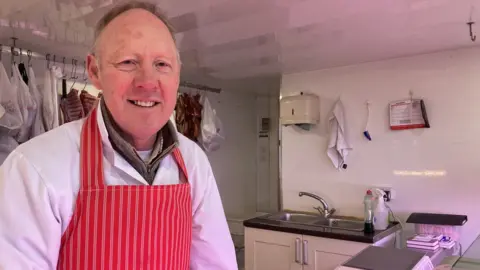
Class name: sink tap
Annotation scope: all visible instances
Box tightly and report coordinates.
[299,191,336,218]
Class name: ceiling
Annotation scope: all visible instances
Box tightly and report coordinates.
[1,0,480,80]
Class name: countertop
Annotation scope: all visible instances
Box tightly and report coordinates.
[449,234,480,269]
[243,214,401,244]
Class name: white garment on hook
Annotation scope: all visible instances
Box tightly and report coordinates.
[40,66,61,131]
[14,64,36,143]
[50,66,61,129]
[28,67,45,138]
[40,68,53,131]
[11,65,28,132]
[327,100,352,170]
[0,63,22,132]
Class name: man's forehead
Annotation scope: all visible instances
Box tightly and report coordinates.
[96,9,176,53]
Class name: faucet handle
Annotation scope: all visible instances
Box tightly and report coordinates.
[313,206,325,215]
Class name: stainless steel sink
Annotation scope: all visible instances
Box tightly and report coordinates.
[264,212,320,224]
[261,211,365,231]
[314,218,365,231]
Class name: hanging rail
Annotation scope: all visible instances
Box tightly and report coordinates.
[0,45,79,67]
[179,80,221,93]
[0,41,222,93]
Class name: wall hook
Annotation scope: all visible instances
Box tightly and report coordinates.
[467,21,476,42]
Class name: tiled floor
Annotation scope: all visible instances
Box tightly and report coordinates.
[232,233,245,270]
[236,247,245,270]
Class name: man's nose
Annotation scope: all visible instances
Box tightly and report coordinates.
[134,64,158,90]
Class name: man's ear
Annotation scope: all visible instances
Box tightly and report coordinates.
[86,54,102,90]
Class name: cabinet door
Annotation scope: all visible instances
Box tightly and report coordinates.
[303,251,351,270]
[302,235,369,270]
[245,228,303,270]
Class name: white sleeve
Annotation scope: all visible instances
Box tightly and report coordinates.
[0,150,61,269]
[190,152,238,270]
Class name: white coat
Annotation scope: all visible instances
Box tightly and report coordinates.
[0,104,238,270]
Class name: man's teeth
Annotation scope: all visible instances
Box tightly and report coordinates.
[133,101,155,107]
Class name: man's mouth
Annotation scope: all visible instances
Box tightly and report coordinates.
[128,100,160,108]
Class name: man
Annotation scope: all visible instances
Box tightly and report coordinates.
[0,2,237,269]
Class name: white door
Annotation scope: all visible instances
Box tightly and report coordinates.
[245,228,303,270]
[256,97,271,213]
[302,236,369,270]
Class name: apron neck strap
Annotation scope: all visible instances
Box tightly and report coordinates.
[80,107,105,188]
[172,148,188,182]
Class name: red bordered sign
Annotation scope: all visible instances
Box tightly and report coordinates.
[389,99,428,130]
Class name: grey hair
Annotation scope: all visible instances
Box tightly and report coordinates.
[91,1,181,63]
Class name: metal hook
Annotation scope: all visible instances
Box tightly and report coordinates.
[70,59,78,90]
[81,61,88,91]
[10,37,17,76]
[62,57,66,77]
[468,22,476,42]
[81,61,86,80]
[82,80,88,91]
[10,45,15,66]
[71,59,77,79]
[46,53,51,69]
[27,50,32,66]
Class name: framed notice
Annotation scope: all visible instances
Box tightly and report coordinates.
[389,99,430,130]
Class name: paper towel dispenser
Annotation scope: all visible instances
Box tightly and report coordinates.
[280,92,320,126]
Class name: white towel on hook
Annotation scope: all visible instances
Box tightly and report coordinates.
[327,100,352,170]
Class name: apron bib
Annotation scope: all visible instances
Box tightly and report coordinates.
[57,107,192,270]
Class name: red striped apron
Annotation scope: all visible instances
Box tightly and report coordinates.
[57,107,192,270]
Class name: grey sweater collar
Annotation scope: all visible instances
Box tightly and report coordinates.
[100,100,178,184]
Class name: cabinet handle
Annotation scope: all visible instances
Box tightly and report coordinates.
[295,238,301,263]
[302,240,308,265]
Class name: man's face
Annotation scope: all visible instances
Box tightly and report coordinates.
[87,9,180,146]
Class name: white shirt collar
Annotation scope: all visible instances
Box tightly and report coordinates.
[96,101,115,161]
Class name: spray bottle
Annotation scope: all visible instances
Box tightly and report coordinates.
[363,190,375,233]
[374,189,389,230]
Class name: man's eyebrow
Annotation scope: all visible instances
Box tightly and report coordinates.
[106,45,128,61]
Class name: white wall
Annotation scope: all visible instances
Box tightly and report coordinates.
[201,90,258,217]
[256,95,280,213]
[280,46,480,251]
[179,74,282,220]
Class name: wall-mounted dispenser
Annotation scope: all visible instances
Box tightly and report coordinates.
[280,92,320,130]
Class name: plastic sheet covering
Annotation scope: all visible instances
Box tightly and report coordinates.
[199,96,224,152]
[0,63,23,132]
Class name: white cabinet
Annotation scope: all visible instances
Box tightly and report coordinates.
[302,235,369,270]
[245,228,371,270]
[245,228,303,270]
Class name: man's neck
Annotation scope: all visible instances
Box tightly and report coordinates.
[100,101,158,151]
[131,135,156,151]
[100,99,179,184]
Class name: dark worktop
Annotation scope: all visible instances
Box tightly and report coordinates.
[243,214,401,244]
[452,233,480,269]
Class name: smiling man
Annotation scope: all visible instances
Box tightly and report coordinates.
[0,1,237,269]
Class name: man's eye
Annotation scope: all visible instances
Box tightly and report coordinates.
[121,60,135,65]
[155,61,171,69]
[115,60,137,71]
